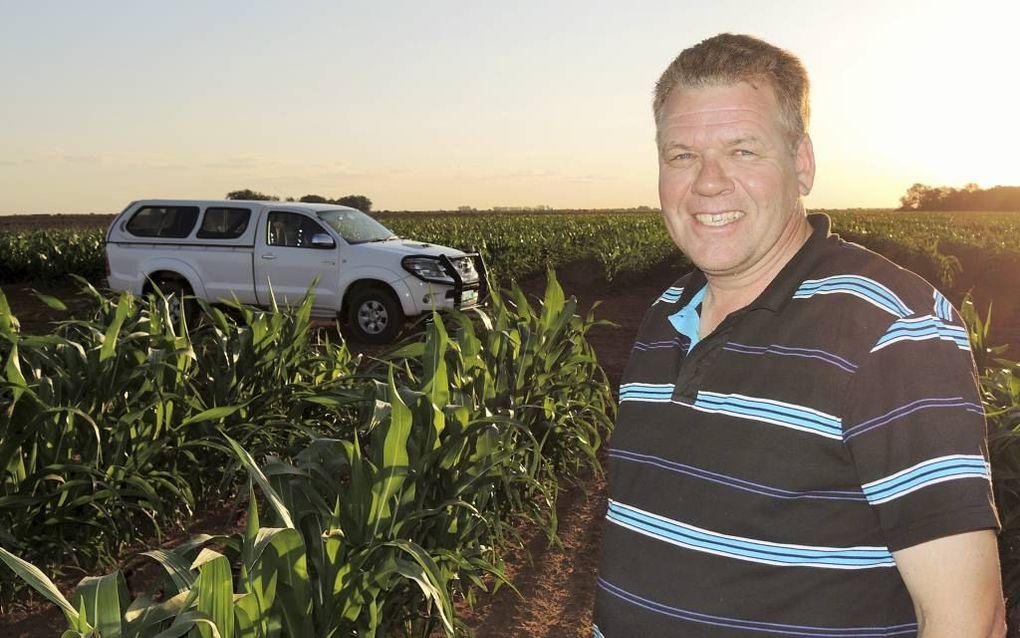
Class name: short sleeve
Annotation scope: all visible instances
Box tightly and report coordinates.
[841,307,1000,552]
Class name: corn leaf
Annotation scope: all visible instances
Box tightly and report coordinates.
[73,571,129,638]
[0,547,82,627]
[225,434,295,529]
[193,550,234,638]
[99,293,131,362]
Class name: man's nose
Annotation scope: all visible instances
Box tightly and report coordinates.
[692,155,733,197]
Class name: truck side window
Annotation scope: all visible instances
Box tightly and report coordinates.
[266,212,329,248]
[197,207,251,239]
[125,206,200,238]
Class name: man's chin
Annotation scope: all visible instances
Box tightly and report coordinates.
[689,254,749,278]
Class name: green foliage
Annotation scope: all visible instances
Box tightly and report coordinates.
[0,229,105,283]
[898,182,1020,211]
[298,194,373,212]
[1,269,615,635]
[6,209,1020,291]
[961,299,1020,605]
[225,190,279,202]
[825,209,1020,259]
[0,281,359,596]
[336,195,372,213]
[381,213,689,287]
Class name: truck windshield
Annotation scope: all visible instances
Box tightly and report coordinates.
[315,209,397,244]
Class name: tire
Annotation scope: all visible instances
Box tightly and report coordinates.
[346,286,404,344]
[154,278,198,330]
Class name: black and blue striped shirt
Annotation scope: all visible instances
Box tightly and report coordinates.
[593,214,999,637]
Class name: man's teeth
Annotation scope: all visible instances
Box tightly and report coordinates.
[695,211,744,226]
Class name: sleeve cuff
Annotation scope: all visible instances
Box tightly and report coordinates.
[884,504,1001,552]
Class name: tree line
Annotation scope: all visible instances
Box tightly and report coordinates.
[225,189,372,213]
[899,183,1020,211]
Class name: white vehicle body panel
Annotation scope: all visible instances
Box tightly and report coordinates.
[254,242,340,311]
[105,199,481,323]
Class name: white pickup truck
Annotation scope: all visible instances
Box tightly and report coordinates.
[105,199,484,342]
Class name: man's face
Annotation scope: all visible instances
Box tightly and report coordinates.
[657,81,815,280]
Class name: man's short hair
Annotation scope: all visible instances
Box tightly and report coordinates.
[653,33,810,148]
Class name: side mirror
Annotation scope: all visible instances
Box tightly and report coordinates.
[311,233,336,249]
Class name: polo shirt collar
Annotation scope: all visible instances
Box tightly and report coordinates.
[667,284,707,353]
[671,213,833,315]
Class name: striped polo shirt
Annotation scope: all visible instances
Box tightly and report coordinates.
[593,214,999,637]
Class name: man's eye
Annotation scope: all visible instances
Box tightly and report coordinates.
[734,149,757,157]
[670,152,694,162]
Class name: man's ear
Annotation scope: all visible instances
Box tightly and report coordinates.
[796,134,816,196]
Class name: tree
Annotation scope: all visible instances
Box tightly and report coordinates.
[226,189,279,201]
[897,183,1020,211]
[299,194,329,203]
[337,195,372,212]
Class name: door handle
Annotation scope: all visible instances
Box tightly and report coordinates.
[323,260,336,265]
[262,254,277,260]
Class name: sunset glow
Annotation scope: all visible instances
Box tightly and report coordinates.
[1,0,1017,213]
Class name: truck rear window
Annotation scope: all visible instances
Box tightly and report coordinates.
[197,207,251,239]
[125,206,200,238]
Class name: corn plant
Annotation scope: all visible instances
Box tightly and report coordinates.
[0,280,360,599]
[0,229,105,284]
[1,268,619,635]
[961,298,1020,607]
[7,210,1020,294]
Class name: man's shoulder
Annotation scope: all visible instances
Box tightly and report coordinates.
[811,234,951,321]
[785,236,966,359]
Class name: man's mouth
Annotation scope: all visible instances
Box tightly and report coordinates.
[694,211,745,227]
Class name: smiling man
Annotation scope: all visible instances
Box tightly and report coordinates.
[592,34,1005,637]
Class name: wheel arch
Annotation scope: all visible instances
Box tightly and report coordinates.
[340,278,402,323]
[138,260,209,300]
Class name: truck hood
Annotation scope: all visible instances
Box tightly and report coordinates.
[358,239,467,259]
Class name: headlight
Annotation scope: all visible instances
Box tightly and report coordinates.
[452,257,479,283]
[402,256,454,284]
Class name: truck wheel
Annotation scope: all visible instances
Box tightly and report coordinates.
[155,279,198,329]
[347,286,404,344]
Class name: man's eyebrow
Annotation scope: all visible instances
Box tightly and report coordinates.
[659,136,766,152]
[659,141,695,155]
[727,136,764,147]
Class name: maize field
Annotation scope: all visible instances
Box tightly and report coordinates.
[1,269,616,635]
[3,210,1020,289]
[1,209,1019,635]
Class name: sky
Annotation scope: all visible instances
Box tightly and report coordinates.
[1,0,1018,213]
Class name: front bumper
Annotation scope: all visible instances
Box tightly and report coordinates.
[400,252,488,316]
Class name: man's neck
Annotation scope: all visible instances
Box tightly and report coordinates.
[699,215,813,337]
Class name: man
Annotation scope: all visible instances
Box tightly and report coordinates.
[593,33,1004,637]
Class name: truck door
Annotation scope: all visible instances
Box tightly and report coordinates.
[254,211,340,311]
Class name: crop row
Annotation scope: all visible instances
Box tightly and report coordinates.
[0,270,614,635]
[826,210,1020,255]
[0,229,105,284]
[3,292,1020,635]
[381,213,686,285]
[2,210,1019,289]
